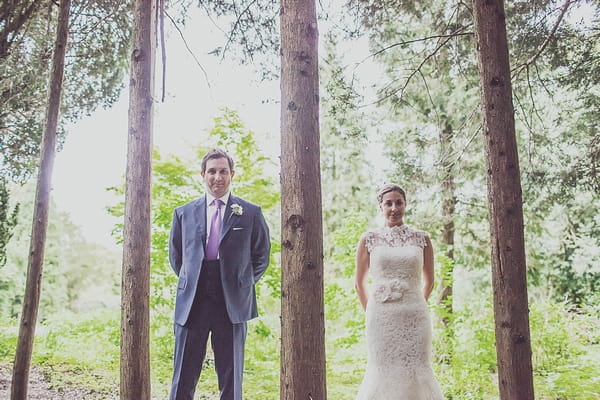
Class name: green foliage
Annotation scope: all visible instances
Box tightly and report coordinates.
[0,322,17,361]
[29,310,119,395]
[207,108,280,209]
[35,311,120,370]
[3,282,598,399]
[0,178,19,266]
[524,193,600,307]
[331,212,368,276]
[430,293,600,400]
[0,181,121,321]
[434,297,499,399]
[320,33,374,261]
[1,0,132,182]
[530,302,600,399]
[243,313,280,400]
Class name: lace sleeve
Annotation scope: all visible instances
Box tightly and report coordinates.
[413,230,428,249]
[362,231,377,253]
[406,229,427,249]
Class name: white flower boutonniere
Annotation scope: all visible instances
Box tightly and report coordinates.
[231,204,243,216]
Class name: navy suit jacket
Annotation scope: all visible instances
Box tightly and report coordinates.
[169,194,270,325]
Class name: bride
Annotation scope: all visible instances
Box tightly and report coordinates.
[354,184,444,399]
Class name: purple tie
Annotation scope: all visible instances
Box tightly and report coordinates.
[206,199,223,260]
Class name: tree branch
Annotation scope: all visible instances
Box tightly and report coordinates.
[511,0,574,79]
[221,0,260,60]
[165,11,212,91]
[365,30,460,107]
[357,25,473,66]
[0,1,43,58]
[159,0,166,102]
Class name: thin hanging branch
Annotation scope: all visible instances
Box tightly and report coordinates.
[159,0,166,102]
[221,0,261,60]
[511,0,573,79]
[362,31,459,107]
[358,26,473,66]
[165,11,212,91]
[354,25,473,108]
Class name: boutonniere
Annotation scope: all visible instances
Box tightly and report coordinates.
[230,204,243,217]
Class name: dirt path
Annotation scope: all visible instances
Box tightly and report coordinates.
[0,364,116,400]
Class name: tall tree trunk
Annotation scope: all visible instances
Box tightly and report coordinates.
[10,0,71,398]
[120,0,155,398]
[437,123,456,363]
[280,0,327,399]
[473,1,535,399]
[437,123,456,324]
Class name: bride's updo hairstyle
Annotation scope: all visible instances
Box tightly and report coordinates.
[377,184,406,203]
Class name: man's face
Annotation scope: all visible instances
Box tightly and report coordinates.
[202,157,234,198]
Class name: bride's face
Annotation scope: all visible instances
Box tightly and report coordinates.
[380,190,406,227]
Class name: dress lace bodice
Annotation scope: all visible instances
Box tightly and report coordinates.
[362,225,428,304]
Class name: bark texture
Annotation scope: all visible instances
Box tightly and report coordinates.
[10,1,70,398]
[280,0,327,399]
[120,0,155,398]
[473,1,535,399]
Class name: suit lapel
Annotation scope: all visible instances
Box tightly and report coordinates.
[194,196,207,250]
[220,195,240,241]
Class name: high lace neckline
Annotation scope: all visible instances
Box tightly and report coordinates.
[364,224,427,251]
[384,223,407,231]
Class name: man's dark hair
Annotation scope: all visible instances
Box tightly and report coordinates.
[201,148,235,172]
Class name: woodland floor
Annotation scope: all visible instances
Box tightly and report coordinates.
[0,363,116,399]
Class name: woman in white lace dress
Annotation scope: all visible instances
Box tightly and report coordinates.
[355,184,443,400]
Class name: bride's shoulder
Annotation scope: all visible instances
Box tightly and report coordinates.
[360,228,386,252]
[405,225,429,237]
[404,225,430,247]
[360,227,387,241]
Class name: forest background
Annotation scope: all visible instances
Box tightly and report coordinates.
[1,0,599,399]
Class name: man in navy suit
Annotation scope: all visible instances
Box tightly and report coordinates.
[168,148,271,400]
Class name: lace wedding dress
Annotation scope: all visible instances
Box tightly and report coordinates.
[356,224,443,400]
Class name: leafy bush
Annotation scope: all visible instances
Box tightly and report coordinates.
[433,297,499,399]
[530,301,600,399]
[0,321,17,361]
[32,310,120,394]
[431,296,600,400]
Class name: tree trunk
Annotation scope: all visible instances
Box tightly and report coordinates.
[120,0,155,398]
[437,123,456,364]
[10,0,71,398]
[473,1,535,399]
[437,123,456,325]
[280,0,327,399]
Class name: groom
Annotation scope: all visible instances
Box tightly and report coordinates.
[168,148,271,400]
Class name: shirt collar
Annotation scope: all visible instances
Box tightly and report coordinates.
[206,191,230,207]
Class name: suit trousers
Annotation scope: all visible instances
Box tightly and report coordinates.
[170,260,247,400]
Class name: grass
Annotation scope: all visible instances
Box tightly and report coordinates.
[0,294,598,399]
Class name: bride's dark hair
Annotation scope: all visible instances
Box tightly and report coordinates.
[377,184,406,203]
